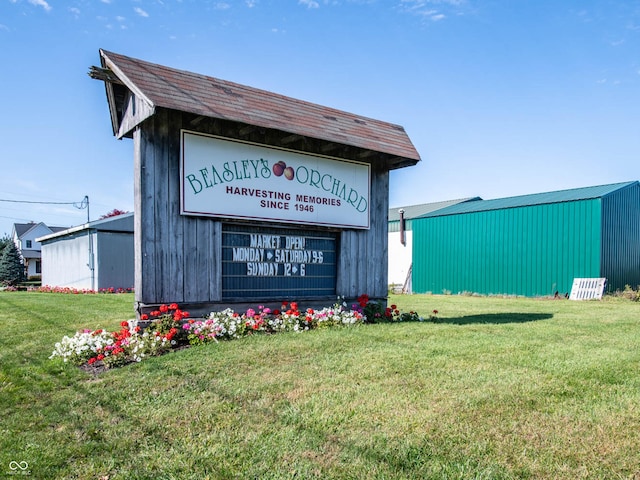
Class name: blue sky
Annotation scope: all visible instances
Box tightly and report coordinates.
[1,0,639,236]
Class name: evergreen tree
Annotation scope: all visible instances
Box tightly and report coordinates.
[0,241,25,286]
[0,234,10,254]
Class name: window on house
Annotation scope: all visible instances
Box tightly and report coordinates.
[36,260,42,274]
[26,240,32,248]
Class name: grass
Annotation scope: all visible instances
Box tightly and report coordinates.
[1,292,639,479]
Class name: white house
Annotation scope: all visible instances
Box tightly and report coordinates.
[37,213,134,291]
[12,222,68,278]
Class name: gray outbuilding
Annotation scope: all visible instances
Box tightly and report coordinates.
[37,213,134,291]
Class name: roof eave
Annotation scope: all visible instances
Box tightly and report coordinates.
[98,49,156,139]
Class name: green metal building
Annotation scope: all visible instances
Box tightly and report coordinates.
[411,181,640,296]
[387,198,481,289]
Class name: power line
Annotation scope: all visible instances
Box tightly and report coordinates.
[0,198,78,205]
[0,197,89,210]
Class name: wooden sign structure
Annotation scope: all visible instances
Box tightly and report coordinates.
[90,50,421,318]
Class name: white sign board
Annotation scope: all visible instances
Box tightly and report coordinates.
[569,278,606,300]
[181,131,370,229]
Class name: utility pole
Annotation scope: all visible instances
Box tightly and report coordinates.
[84,196,95,291]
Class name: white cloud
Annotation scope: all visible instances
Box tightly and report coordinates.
[116,16,126,22]
[299,0,320,7]
[398,0,465,20]
[28,0,52,12]
[215,2,231,9]
[246,0,257,7]
[68,6,80,18]
[0,24,9,31]
[134,7,149,17]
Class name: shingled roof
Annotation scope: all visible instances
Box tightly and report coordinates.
[91,49,420,170]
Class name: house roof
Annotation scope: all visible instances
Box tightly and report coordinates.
[92,50,421,170]
[421,181,639,218]
[388,197,482,222]
[13,223,38,237]
[13,222,67,238]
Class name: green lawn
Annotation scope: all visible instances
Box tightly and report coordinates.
[1,292,639,479]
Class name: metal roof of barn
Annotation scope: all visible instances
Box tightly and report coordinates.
[37,213,134,243]
[91,50,421,170]
[421,181,639,217]
[388,197,482,222]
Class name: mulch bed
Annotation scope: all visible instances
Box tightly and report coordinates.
[78,344,192,375]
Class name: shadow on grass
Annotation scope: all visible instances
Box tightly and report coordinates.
[438,312,553,325]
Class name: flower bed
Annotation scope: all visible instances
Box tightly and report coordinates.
[50,297,433,372]
[37,285,134,294]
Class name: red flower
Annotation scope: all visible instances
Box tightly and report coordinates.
[88,357,97,365]
[390,304,397,310]
[159,304,169,313]
[432,310,439,315]
[273,309,281,315]
[169,303,179,310]
[290,302,298,311]
[150,310,160,317]
[140,314,149,320]
[97,354,105,361]
[357,294,369,308]
[120,321,129,328]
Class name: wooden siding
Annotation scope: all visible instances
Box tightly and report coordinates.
[117,92,154,139]
[134,109,390,315]
[337,164,389,299]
